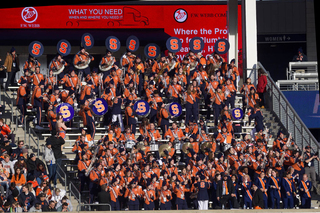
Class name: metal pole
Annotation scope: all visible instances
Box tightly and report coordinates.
[24,117,26,143]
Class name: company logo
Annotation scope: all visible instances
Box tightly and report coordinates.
[21,7,38,23]
[174,9,187,23]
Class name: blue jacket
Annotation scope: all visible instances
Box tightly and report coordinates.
[254,177,269,197]
[249,109,264,132]
[112,98,122,114]
[281,177,295,198]
[196,181,210,201]
[268,176,281,198]
[299,180,312,198]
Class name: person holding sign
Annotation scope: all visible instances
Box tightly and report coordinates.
[56,113,68,140]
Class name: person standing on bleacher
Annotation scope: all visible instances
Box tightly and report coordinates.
[4,47,20,91]
[303,145,320,195]
[45,132,65,188]
[44,140,56,189]
[31,79,47,129]
[257,69,268,109]
[16,79,28,127]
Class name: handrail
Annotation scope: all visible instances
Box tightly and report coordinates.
[258,62,320,175]
[15,107,27,142]
[276,80,319,91]
[69,181,81,204]
[3,91,14,123]
[56,163,67,192]
[287,61,318,80]
[29,127,40,156]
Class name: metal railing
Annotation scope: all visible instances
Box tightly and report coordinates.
[3,91,14,124]
[28,127,40,156]
[56,163,67,191]
[259,62,320,175]
[286,61,318,80]
[69,181,81,204]
[276,79,319,91]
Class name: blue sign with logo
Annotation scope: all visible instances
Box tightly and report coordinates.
[126,35,140,52]
[81,33,94,49]
[28,41,44,58]
[91,98,108,117]
[168,102,182,117]
[57,39,71,56]
[134,100,150,117]
[56,103,74,122]
[231,108,244,120]
[106,36,120,52]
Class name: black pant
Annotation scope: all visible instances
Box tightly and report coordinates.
[220,194,239,209]
[5,69,17,90]
[258,92,265,107]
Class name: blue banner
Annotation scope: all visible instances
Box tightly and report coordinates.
[283,91,320,129]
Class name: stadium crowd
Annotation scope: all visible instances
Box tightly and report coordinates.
[0,40,318,212]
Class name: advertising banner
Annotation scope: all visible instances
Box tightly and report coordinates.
[0,4,242,71]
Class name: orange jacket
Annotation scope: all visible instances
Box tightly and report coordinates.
[11,174,26,186]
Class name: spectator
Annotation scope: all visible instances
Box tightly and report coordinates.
[28,203,42,212]
[14,156,27,178]
[56,196,72,212]
[0,161,10,195]
[292,47,308,62]
[26,154,44,179]
[43,201,57,212]
[257,69,267,108]
[0,119,11,139]
[26,182,36,197]
[11,201,23,212]
[56,203,69,212]
[36,182,50,197]
[2,154,15,175]
[292,48,308,78]
[27,176,39,193]
[36,193,49,211]
[11,140,25,160]
[304,146,320,194]
[2,201,11,212]
[3,47,20,90]
[33,163,48,185]
[11,167,26,190]
[18,184,35,211]
[50,188,66,204]
[6,182,17,199]
[45,133,65,188]
[43,140,56,187]
[0,139,13,156]
[6,187,20,205]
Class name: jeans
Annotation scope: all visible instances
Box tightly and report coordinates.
[0,181,9,196]
[47,164,57,185]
